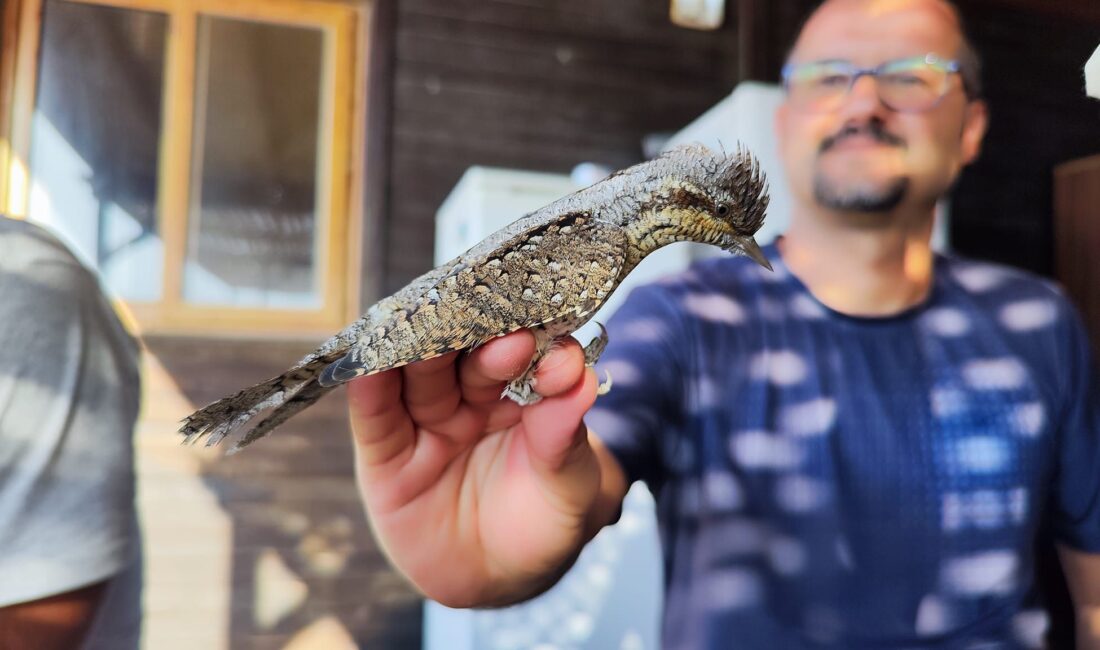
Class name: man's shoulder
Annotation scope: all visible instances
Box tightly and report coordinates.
[940,253,1069,306]
[0,216,84,273]
[938,254,1086,346]
[0,217,130,348]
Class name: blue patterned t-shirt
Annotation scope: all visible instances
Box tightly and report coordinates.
[588,243,1100,649]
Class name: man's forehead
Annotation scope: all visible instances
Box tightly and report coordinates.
[789,0,963,64]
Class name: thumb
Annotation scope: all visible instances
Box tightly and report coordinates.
[520,367,600,478]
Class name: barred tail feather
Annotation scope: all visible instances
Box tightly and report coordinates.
[227,380,334,453]
[180,358,329,448]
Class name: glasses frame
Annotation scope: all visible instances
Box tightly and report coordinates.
[780,54,963,113]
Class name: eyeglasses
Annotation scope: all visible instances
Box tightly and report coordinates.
[781,54,963,113]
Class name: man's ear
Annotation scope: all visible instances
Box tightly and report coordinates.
[960,99,989,165]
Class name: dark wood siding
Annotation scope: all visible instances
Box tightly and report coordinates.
[142,336,423,649]
[951,1,1100,275]
[1055,155,1100,352]
[378,0,741,295]
[372,0,1100,295]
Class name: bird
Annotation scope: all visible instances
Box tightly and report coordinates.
[180,143,770,452]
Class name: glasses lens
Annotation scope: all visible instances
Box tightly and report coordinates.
[877,59,950,111]
[785,61,853,112]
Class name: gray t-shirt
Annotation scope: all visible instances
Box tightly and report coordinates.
[0,217,141,645]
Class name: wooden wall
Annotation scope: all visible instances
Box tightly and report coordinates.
[1055,155,1100,352]
[375,0,743,295]
[951,1,1100,275]
[369,0,1100,293]
[139,336,423,649]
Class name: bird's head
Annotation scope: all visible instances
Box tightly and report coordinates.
[613,143,771,270]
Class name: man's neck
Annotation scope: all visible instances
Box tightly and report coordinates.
[778,208,937,317]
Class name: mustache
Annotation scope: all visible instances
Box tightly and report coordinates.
[819,122,906,153]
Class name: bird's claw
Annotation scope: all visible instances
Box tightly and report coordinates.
[596,369,613,396]
[584,323,613,396]
[583,322,609,367]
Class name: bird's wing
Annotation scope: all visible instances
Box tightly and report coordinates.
[453,212,629,334]
[319,212,628,385]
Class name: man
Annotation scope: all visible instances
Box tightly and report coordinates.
[0,216,142,649]
[346,0,1100,647]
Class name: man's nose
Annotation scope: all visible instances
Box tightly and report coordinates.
[839,74,889,119]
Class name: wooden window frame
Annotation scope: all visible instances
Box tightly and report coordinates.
[0,0,369,338]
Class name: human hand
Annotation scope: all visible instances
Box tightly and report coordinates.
[347,330,613,608]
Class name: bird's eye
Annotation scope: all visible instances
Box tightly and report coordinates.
[715,203,730,218]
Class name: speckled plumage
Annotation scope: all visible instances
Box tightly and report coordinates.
[181,143,770,451]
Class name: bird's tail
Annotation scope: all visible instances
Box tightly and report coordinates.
[180,355,336,452]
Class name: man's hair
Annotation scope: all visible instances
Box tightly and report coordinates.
[783,0,983,99]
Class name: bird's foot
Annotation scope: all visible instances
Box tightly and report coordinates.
[584,323,613,396]
[502,374,543,406]
[501,328,555,406]
[582,322,609,366]
[501,325,612,404]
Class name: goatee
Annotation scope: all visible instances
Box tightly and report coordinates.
[814,120,909,212]
[813,175,908,212]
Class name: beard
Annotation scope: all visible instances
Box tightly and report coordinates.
[813,173,909,212]
[813,120,909,213]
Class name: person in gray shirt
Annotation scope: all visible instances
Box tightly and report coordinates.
[0,216,141,649]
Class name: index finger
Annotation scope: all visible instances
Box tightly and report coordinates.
[459,330,537,405]
[347,365,416,467]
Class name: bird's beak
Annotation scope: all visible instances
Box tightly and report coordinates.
[739,236,772,271]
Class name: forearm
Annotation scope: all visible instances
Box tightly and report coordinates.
[1076,601,1100,650]
[1056,544,1100,650]
[0,581,107,650]
[1078,618,1100,650]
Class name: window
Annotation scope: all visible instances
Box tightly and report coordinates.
[1,0,365,335]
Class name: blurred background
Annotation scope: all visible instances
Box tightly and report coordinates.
[0,0,1097,648]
